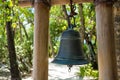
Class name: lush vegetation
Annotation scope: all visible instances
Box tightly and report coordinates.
[0,1,34,77]
[0,0,98,78]
[77,64,98,79]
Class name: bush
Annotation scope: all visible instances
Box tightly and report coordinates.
[76,63,98,79]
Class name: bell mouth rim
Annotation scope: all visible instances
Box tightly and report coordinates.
[52,58,88,65]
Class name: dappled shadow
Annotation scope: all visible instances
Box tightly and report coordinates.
[0,60,97,80]
[0,71,10,77]
[0,66,10,80]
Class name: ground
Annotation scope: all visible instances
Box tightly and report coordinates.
[0,59,96,80]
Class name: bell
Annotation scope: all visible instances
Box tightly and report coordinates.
[52,28,88,66]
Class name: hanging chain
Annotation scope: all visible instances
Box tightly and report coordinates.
[69,0,77,17]
[68,0,77,29]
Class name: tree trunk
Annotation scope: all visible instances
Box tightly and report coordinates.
[95,2,118,80]
[79,3,85,45]
[114,1,120,79]
[49,35,55,57]
[6,21,21,80]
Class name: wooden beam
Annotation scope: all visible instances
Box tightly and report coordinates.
[18,0,93,7]
[51,0,93,5]
[96,3,118,80]
[33,2,49,80]
[18,1,31,7]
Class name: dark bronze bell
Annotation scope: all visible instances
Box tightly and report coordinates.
[52,27,88,66]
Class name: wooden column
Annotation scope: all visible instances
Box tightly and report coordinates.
[95,1,118,80]
[33,1,49,80]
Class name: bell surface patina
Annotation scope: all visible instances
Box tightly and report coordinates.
[52,28,88,65]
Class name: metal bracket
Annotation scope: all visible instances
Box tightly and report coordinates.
[94,0,117,6]
[33,0,51,8]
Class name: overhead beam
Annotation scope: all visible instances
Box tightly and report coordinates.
[18,1,31,7]
[18,0,93,7]
[51,0,93,5]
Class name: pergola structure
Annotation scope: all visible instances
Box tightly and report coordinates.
[18,0,118,80]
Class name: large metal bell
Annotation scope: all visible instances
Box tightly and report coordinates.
[52,28,88,65]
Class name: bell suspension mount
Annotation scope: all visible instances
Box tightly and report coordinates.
[68,0,77,29]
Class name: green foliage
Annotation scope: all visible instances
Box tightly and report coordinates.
[83,3,96,31]
[14,7,34,73]
[80,3,97,66]
[15,27,33,73]
[0,0,34,74]
[49,3,97,62]
[77,64,98,79]
[0,1,97,76]
[49,6,67,56]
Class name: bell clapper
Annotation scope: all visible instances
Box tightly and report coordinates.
[67,65,73,72]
